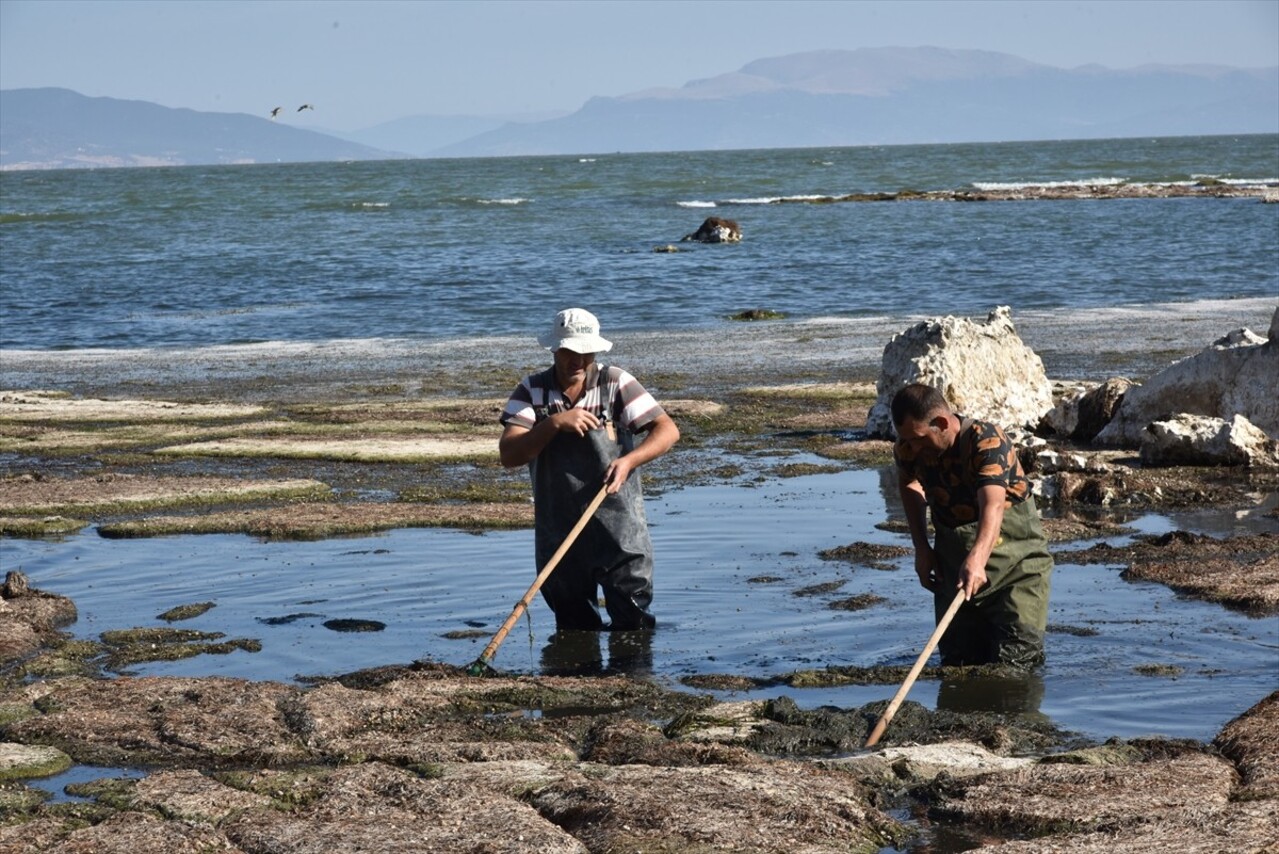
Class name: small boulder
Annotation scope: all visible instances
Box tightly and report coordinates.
[681,216,742,243]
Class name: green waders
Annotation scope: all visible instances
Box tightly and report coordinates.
[933,496,1053,669]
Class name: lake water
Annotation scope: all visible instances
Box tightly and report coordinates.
[4,465,1276,748]
[2,135,1278,756]
[2,134,1276,351]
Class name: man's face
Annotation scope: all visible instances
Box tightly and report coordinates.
[895,413,952,463]
[553,348,595,388]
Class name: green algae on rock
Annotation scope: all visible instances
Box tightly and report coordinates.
[156,602,216,622]
[0,742,72,782]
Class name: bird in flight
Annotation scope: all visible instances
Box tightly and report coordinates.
[297,104,314,112]
[270,106,283,119]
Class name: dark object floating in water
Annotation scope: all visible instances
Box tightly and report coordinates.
[442,629,489,640]
[464,619,487,628]
[728,308,784,321]
[324,618,386,633]
[257,612,324,626]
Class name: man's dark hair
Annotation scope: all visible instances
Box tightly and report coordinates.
[890,383,950,427]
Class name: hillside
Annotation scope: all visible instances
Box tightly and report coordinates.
[435,47,1279,156]
[3,48,1276,167]
[0,88,397,170]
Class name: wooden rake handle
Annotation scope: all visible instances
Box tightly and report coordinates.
[864,589,966,747]
[472,484,609,669]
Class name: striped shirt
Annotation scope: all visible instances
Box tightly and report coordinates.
[500,364,664,433]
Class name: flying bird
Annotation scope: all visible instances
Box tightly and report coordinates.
[297,103,314,112]
[270,106,283,119]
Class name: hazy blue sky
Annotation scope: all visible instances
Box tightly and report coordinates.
[2,0,1276,130]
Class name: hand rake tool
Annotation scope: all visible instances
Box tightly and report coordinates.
[465,484,609,677]
[864,588,965,747]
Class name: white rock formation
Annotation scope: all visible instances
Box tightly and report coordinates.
[1097,308,1279,446]
[1139,413,1279,468]
[866,306,1054,438]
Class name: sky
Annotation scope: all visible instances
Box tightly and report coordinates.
[2,0,1276,131]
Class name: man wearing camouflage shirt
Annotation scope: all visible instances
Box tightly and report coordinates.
[892,383,1054,668]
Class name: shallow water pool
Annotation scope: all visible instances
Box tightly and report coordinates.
[4,465,1276,744]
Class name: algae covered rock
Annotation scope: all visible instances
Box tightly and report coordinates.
[0,741,72,781]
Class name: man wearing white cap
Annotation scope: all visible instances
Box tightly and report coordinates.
[499,308,680,632]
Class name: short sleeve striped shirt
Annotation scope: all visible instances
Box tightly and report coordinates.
[500,364,665,433]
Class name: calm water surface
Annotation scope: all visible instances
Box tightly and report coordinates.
[5,465,1275,745]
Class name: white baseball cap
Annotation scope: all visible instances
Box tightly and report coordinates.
[537,308,613,353]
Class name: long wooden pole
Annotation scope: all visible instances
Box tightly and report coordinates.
[467,484,609,675]
[864,589,966,747]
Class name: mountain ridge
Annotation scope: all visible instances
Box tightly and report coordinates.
[3,47,1276,168]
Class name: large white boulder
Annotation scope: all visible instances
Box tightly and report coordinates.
[1139,413,1279,468]
[866,306,1054,438]
[1097,307,1279,446]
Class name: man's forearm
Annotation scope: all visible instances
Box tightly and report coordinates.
[898,479,931,550]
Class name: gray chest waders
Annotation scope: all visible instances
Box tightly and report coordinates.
[529,368,656,631]
[932,496,1054,668]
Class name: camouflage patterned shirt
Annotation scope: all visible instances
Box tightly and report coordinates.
[895,417,1032,529]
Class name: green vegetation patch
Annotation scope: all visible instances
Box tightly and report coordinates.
[0,743,73,782]
[1,477,331,517]
[154,435,496,463]
[771,462,844,478]
[828,593,887,611]
[98,501,533,540]
[0,515,88,537]
[213,766,334,810]
[819,541,912,565]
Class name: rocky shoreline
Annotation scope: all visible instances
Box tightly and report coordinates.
[771,181,1279,204]
[2,306,1278,851]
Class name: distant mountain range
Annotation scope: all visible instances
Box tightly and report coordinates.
[3,47,1276,169]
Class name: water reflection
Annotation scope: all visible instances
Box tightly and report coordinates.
[936,670,1046,718]
[540,628,654,677]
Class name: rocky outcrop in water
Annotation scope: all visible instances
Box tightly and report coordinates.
[681,216,742,243]
[0,572,76,665]
[866,306,1054,438]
